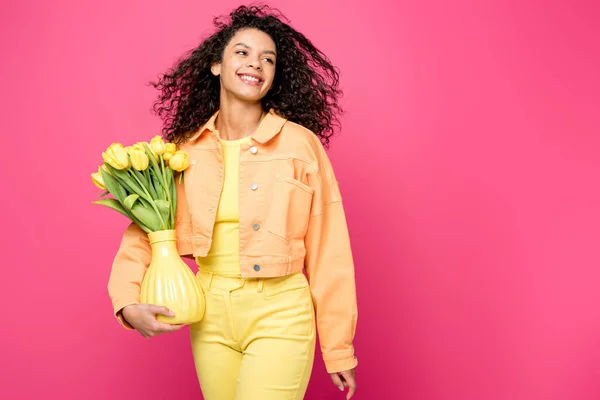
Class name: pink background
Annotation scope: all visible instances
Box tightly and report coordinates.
[2,0,600,399]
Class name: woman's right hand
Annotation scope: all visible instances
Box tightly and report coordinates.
[120,304,186,338]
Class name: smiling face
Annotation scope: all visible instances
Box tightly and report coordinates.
[211,28,277,103]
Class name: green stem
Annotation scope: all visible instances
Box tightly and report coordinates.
[160,155,173,228]
[143,168,157,199]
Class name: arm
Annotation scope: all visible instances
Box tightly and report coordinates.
[304,143,358,374]
[107,222,151,330]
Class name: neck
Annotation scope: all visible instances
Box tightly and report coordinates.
[215,96,265,141]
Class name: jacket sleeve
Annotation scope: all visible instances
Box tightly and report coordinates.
[107,222,152,330]
[304,142,359,374]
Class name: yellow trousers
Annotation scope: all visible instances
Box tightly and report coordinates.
[189,269,316,400]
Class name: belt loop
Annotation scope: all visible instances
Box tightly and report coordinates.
[207,273,214,290]
[257,279,264,293]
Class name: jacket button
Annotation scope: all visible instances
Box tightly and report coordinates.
[251,183,258,190]
[250,146,258,154]
[252,223,260,230]
[253,264,260,271]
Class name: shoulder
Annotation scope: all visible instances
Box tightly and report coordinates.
[279,120,327,161]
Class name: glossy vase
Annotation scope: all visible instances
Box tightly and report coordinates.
[140,230,205,324]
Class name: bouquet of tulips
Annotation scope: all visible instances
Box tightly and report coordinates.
[92,136,205,325]
[91,136,189,233]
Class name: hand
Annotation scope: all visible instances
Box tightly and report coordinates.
[120,304,185,338]
[330,369,356,399]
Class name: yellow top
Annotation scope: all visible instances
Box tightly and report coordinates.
[195,135,252,277]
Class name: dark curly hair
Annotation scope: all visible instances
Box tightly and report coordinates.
[148,4,343,148]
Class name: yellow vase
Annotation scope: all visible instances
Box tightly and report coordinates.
[140,229,205,324]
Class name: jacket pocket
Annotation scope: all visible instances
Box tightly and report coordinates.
[267,174,314,242]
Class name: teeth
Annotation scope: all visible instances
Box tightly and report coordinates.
[240,75,259,83]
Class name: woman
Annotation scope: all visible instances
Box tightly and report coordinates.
[107,5,358,399]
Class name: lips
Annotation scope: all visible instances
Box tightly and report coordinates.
[237,73,263,86]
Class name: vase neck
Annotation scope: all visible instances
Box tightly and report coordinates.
[148,229,177,244]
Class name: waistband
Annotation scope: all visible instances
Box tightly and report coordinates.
[197,268,264,292]
[196,269,305,293]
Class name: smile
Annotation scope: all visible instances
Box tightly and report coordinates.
[237,73,263,86]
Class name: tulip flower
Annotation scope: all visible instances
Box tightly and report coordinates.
[163,143,177,162]
[102,143,130,170]
[130,148,149,171]
[150,135,167,155]
[168,150,190,172]
[134,141,157,161]
[91,166,106,190]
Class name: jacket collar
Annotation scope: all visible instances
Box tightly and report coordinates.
[187,108,287,144]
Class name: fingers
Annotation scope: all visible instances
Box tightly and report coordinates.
[340,370,357,399]
[147,304,175,317]
[157,322,186,332]
[330,373,345,392]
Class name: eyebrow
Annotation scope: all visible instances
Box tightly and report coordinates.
[234,42,277,56]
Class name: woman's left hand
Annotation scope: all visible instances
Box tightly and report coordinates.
[330,369,356,399]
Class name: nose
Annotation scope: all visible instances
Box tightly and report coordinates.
[247,59,262,70]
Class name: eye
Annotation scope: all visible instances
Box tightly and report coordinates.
[264,58,274,64]
[236,50,247,56]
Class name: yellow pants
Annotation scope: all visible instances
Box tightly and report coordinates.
[189,269,316,400]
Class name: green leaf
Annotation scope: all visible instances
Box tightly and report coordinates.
[100,168,128,203]
[91,198,151,233]
[92,198,132,220]
[108,167,151,203]
[131,204,161,231]
[97,190,110,198]
[124,194,140,210]
[132,168,149,188]
[155,199,171,229]
[118,170,146,198]
[104,164,135,196]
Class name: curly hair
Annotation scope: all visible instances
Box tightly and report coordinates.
[148,4,343,148]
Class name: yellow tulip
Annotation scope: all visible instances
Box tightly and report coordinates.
[150,135,167,155]
[130,148,149,171]
[102,142,130,170]
[168,150,190,172]
[136,141,158,161]
[125,145,134,154]
[163,143,177,162]
[91,166,106,190]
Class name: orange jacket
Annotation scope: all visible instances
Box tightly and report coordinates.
[107,108,358,373]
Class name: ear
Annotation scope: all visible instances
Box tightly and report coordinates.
[210,63,221,76]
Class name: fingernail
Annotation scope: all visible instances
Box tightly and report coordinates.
[339,386,344,391]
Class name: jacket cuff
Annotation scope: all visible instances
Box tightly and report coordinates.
[114,302,138,330]
[324,355,358,374]
[323,347,358,373]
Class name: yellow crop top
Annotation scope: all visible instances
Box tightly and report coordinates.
[195,136,252,277]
